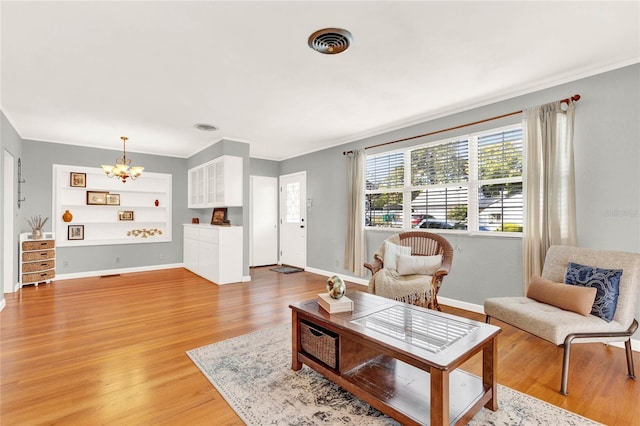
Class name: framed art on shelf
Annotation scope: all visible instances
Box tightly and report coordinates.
[118,210,134,221]
[87,191,108,205]
[106,193,120,205]
[70,172,86,187]
[68,225,84,240]
[211,207,228,225]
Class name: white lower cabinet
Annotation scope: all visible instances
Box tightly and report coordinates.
[183,224,242,284]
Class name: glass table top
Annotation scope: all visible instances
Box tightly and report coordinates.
[351,305,479,353]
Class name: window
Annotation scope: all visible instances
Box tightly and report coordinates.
[365,125,523,233]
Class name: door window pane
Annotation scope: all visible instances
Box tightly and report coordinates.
[286,182,300,223]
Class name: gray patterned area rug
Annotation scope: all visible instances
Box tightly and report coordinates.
[186,324,601,425]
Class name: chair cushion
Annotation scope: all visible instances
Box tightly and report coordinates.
[383,241,411,271]
[526,276,597,316]
[564,262,623,322]
[541,245,640,329]
[396,254,442,276]
[484,297,626,345]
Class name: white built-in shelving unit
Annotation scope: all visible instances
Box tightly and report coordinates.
[53,164,172,247]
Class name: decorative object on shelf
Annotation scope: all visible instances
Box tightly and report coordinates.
[100,136,144,183]
[118,210,134,221]
[211,207,230,226]
[70,172,86,187]
[62,210,73,222]
[27,215,48,240]
[68,224,84,240]
[326,275,346,299]
[127,228,163,238]
[87,191,108,205]
[106,193,120,205]
[192,218,199,224]
[154,199,159,206]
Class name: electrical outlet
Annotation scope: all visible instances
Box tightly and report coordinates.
[159,254,165,260]
[63,261,69,267]
[115,257,120,263]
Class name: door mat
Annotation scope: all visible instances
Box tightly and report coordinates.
[270,266,304,274]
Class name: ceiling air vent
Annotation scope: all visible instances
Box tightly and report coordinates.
[308,28,353,55]
[193,123,218,132]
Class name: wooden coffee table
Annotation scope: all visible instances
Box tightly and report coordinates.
[290,291,501,426]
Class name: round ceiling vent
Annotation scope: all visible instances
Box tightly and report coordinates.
[193,123,218,132]
[308,28,353,55]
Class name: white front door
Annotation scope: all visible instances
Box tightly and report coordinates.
[250,176,278,266]
[279,172,306,268]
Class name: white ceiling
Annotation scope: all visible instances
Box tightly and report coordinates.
[1,1,639,161]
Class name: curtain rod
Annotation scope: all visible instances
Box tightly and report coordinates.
[343,94,581,155]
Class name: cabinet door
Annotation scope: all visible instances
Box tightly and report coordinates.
[198,241,219,283]
[188,167,204,208]
[219,156,243,207]
[205,162,217,206]
[183,237,198,273]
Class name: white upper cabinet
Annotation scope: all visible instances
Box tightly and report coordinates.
[188,155,243,208]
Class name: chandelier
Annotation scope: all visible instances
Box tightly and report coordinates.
[100,136,144,183]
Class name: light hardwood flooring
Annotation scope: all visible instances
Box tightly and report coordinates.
[1,267,638,425]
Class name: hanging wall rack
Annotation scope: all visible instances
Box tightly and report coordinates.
[18,158,26,208]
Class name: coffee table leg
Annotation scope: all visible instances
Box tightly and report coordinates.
[291,310,302,371]
[430,369,450,426]
[483,336,498,411]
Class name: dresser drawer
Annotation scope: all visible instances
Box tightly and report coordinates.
[22,269,55,284]
[22,240,55,251]
[22,260,55,273]
[22,250,55,262]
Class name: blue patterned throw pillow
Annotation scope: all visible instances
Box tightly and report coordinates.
[564,262,623,322]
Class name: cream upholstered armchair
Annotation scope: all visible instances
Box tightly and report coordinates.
[364,231,453,310]
[485,245,640,395]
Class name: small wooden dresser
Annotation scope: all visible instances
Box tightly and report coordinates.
[20,232,56,287]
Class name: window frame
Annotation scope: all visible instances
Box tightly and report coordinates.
[365,123,523,236]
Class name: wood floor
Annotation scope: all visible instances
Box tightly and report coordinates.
[1,267,638,425]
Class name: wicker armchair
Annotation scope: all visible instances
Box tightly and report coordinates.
[364,231,453,310]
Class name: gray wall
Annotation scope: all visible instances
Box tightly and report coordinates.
[21,140,189,274]
[1,112,25,300]
[250,158,280,177]
[281,64,640,318]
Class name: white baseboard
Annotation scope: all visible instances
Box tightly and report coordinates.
[0,297,6,312]
[55,263,184,281]
[242,275,252,282]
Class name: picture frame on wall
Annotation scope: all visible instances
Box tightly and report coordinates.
[118,210,134,221]
[106,193,120,205]
[68,225,84,240]
[70,172,86,187]
[86,191,108,205]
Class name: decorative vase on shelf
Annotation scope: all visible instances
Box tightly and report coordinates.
[154,199,159,206]
[27,215,48,240]
[62,210,73,222]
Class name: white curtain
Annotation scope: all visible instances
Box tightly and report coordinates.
[344,149,366,276]
[523,100,577,287]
